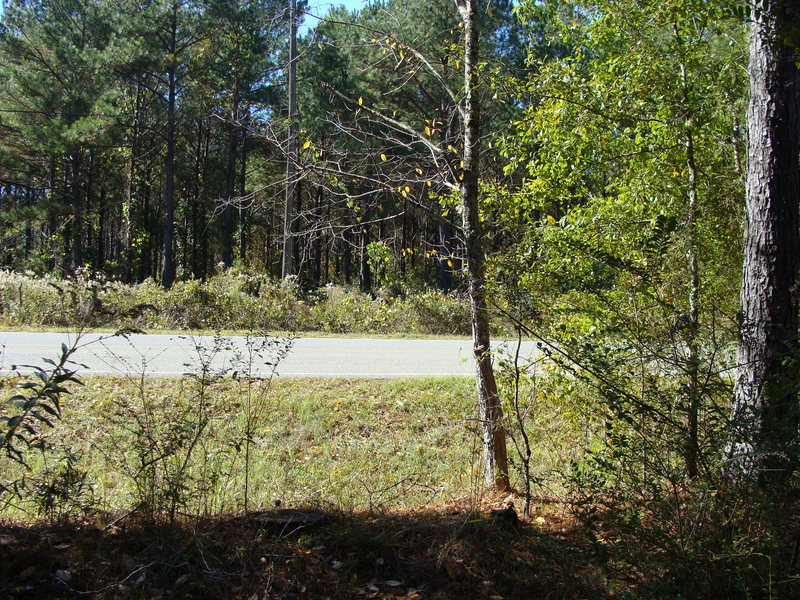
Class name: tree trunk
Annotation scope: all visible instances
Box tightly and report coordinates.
[238,126,248,263]
[684,127,701,480]
[343,229,352,285]
[98,186,106,268]
[359,226,371,294]
[161,3,178,289]
[282,0,298,279]
[726,0,800,485]
[438,221,453,292]
[70,151,83,271]
[221,88,239,268]
[124,81,141,283]
[456,0,510,492]
[675,38,702,479]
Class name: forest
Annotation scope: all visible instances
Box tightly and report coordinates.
[1,0,799,598]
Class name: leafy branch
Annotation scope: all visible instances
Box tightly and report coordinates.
[1,342,82,472]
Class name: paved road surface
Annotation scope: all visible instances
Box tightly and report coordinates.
[0,332,540,378]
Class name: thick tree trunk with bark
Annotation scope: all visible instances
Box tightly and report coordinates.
[726,0,800,484]
[456,0,510,492]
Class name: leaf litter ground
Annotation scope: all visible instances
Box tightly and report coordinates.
[0,494,622,600]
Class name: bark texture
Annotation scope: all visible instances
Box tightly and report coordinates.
[726,0,800,483]
[456,0,510,491]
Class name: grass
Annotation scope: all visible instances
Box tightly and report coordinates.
[0,373,612,599]
[0,323,472,341]
[4,347,795,597]
[1,376,493,520]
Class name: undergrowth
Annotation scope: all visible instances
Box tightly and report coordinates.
[1,376,497,520]
[0,269,489,336]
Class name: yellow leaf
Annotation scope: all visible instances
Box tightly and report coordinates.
[427,181,432,187]
[358,96,363,106]
[425,126,432,136]
[381,153,387,161]
[404,186,411,193]
[415,168,422,175]
[447,259,454,267]
[317,43,324,50]
[460,160,465,168]
[302,140,311,150]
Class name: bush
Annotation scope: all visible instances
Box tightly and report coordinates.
[404,291,472,336]
[0,270,486,337]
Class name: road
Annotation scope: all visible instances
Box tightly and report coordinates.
[0,331,540,378]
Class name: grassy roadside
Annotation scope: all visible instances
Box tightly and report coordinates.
[2,372,791,597]
[1,376,489,520]
[0,323,472,341]
[0,374,613,600]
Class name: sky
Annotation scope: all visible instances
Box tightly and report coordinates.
[299,0,370,35]
[0,1,372,28]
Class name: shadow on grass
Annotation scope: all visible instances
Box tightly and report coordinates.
[0,506,610,600]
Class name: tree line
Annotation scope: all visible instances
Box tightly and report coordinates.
[0,0,526,293]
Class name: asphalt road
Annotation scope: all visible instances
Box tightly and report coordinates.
[0,331,540,379]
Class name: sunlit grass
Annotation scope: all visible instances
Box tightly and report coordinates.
[1,377,489,519]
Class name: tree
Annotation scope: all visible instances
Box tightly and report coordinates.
[457,0,510,491]
[151,0,204,289]
[493,0,747,489]
[725,0,800,484]
[285,0,515,488]
[282,0,298,278]
[0,0,130,272]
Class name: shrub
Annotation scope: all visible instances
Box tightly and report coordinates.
[0,270,489,336]
[404,291,472,336]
